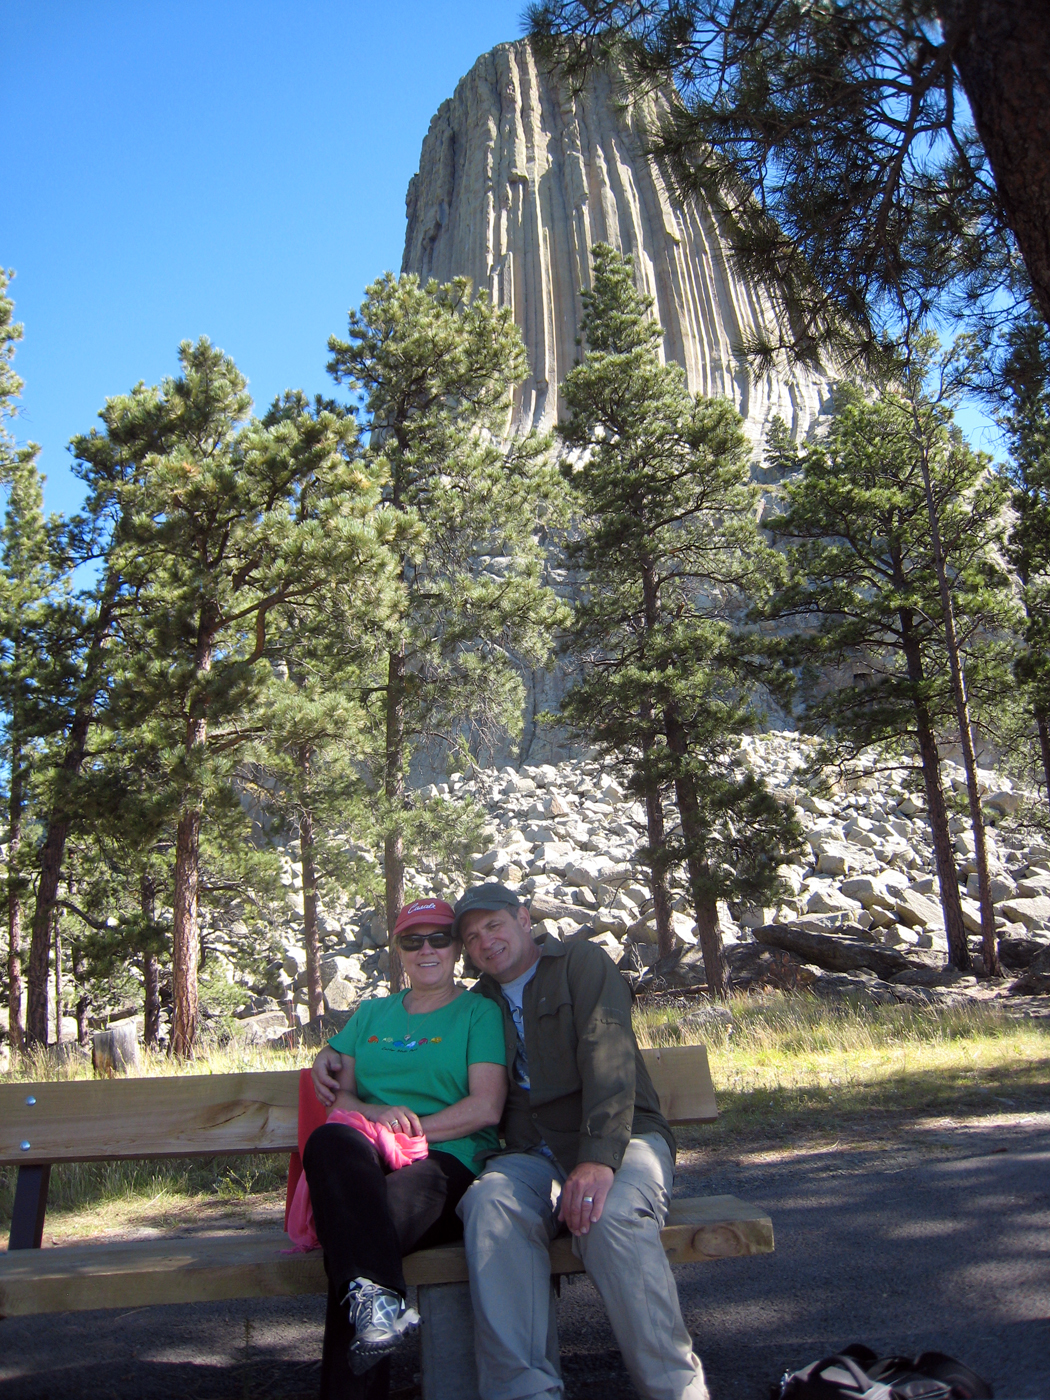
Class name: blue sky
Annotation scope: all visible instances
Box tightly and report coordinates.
[6,1,527,517]
[6,1,999,522]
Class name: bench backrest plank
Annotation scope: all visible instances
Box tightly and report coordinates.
[0,1072,300,1166]
[643,1044,717,1125]
[0,1043,715,1167]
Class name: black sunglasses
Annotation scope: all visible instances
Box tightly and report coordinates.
[398,931,455,951]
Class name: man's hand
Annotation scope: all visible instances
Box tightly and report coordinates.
[558,1161,615,1237]
[310,1047,343,1107]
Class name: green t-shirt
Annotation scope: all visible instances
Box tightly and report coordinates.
[328,990,506,1172]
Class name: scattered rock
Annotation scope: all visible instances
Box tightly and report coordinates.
[894,887,945,930]
[231,1010,290,1046]
[998,936,1049,971]
[323,979,363,1014]
[199,734,1050,1024]
[679,1004,735,1036]
[815,840,882,877]
[999,895,1050,932]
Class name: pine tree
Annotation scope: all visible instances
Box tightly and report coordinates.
[0,271,64,1053]
[21,370,159,1047]
[327,274,565,983]
[75,344,381,1055]
[761,372,1013,972]
[558,245,803,995]
[1,442,55,1052]
[529,1,1050,355]
[998,317,1050,809]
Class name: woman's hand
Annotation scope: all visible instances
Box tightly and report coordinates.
[365,1103,424,1137]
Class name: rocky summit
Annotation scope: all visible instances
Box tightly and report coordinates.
[402,39,835,453]
[230,734,1050,1047]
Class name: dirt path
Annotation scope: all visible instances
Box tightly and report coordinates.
[2,1111,1048,1399]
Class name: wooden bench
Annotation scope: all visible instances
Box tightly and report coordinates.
[0,1045,773,1398]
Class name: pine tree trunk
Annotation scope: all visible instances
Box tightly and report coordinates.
[912,435,1001,977]
[71,943,90,1046]
[639,570,674,958]
[53,913,63,1043]
[140,873,160,1050]
[143,953,160,1050]
[170,614,213,1058]
[1036,712,1050,817]
[693,890,724,996]
[900,622,971,969]
[25,584,118,1046]
[171,810,201,1057]
[76,994,90,1047]
[7,724,25,1053]
[940,0,1050,329]
[665,714,730,999]
[298,757,324,1020]
[384,645,406,993]
[642,774,675,960]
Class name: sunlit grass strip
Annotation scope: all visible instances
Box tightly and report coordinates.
[636,994,1050,1139]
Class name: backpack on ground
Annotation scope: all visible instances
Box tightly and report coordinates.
[773,1343,993,1400]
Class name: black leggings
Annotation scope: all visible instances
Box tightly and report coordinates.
[302,1122,475,1400]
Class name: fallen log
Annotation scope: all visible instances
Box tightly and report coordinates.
[751,923,915,980]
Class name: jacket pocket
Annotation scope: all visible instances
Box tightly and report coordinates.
[529,991,580,1098]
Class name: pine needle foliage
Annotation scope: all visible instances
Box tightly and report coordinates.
[528,0,1045,365]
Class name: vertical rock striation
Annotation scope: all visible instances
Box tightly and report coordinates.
[403,39,836,453]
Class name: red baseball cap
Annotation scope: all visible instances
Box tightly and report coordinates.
[393,898,456,938]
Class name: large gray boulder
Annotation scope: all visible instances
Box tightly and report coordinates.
[231,1010,289,1046]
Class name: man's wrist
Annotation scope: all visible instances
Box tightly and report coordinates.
[576,1140,626,1171]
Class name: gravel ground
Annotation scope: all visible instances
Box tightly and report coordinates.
[2,1112,1047,1400]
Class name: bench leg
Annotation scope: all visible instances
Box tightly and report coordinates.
[9,1164,51,1250]
[418,1281,480,1400]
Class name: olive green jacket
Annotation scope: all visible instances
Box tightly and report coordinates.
[472,934,675,1174]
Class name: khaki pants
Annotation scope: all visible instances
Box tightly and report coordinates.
[458,1135,709,1400]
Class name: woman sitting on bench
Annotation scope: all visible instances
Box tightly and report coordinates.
[307,897,507,1398]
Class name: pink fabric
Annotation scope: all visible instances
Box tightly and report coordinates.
[284,1109,429,1253]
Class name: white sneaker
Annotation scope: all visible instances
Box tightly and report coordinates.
[342,1276,421,1375]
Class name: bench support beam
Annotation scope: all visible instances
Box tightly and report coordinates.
[418,1281,480,1400]
[9,1165,51,1251]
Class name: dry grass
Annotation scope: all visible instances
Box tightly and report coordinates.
[2,995,1048,1241]
[636,993,1050,1147]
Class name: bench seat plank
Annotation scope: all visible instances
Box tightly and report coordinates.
[0,1196,771,1317]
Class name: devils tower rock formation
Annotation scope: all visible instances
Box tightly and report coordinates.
[403,39,835,452]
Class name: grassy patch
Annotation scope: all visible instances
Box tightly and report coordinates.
[635,993,1050,1146]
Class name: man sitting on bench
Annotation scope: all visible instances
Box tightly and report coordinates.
[453,883,710,1400]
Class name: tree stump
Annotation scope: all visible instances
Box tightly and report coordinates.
[92,1019,140,1076]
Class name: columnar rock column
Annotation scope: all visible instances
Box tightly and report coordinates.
[403,38,836,453]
